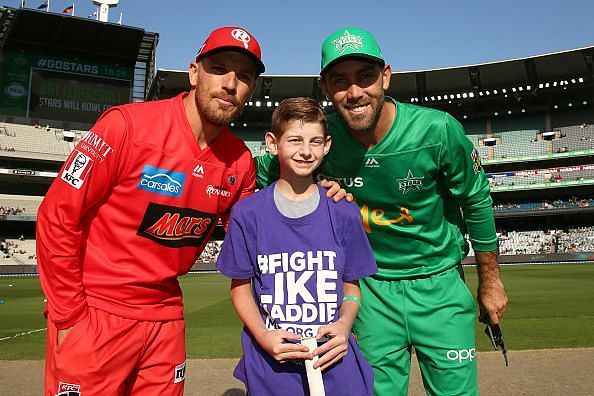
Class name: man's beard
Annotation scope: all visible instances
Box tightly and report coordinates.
[337,94,385,133]
[196,90,244,126]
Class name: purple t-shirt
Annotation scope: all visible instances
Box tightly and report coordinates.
[217,183,377,396]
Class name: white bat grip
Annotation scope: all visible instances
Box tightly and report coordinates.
[302,337,326,396]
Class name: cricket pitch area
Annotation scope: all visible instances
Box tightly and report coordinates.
[2,348,594,395]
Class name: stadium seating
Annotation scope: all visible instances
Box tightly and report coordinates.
[467,226,594,256]
[0,194,43,215]
[0,122,72,157]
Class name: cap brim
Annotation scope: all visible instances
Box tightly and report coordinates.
[321,54,384,75]
[197,46,265,74]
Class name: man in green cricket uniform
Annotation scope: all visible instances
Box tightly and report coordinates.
[255,27,508,395]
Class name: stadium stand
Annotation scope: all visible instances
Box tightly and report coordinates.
[0,194,43,215]
[0,122,72,158]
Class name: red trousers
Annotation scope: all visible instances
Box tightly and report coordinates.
[45,306,186,396]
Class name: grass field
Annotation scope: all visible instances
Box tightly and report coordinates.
[1,263,593,360]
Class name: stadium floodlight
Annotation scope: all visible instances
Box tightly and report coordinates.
[266,101,272,107]
[522,109,526,113]
[545,83,550,88]
[539,83,544,89]
[526,85,531,90]
[518,86,524,91]
[493,90,498,95]
[571,79,576,84]
[462,93,467,99]
[511,87,517,92]
[568,103,573,107]
[583,101,588,105]
[275,102,280,106]
[578,77,584,83]
[501,89,507,94]
[553,105,558,109]
[93,0,119,22]
[255,101,261,107]
[230,123,235,127]
[243,123,247,127]
[494,112,499,116]
[507,110,512,115]
[469,92,474,98]
[437,95,442,100]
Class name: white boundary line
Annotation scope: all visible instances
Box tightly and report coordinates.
[0,328,46,342]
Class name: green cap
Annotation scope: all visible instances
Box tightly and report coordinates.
[320,27,384,74]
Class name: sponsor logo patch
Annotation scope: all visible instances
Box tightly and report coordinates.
[365,157,380,168]
[316,174,364,188]
[137,203,216,248]
[79,130,114,162]
[446,348,476,363]
[471,148,482,174]
[56,381,80,396]
[396,169,424,194]
[174,361,186,384]
[138,165,186,198]
[61,150,94,189]
[192,164,205,178]
[206,185,231,198]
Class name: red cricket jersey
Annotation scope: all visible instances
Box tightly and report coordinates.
[37,92,255,329]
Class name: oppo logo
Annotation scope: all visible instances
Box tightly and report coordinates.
[446,348,476,362]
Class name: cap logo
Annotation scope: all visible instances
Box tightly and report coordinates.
[332,30,363,54]
[197,43,206,56]
[231,28,251,49]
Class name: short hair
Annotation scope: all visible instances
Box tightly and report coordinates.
[270,97,327,137]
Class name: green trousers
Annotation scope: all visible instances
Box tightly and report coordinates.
[352,267,478,396]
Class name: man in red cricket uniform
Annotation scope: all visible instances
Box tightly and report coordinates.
[37,26,265,396]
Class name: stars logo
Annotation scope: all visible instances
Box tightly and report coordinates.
[333,30,363,54]
[396,170,424,194]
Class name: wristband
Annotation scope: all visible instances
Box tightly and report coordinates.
[343,295,361,306]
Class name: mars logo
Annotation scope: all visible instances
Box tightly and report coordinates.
[137,203,216,248]
[61,151,94,189]
[231,28,251,49]
[56,382,80,396]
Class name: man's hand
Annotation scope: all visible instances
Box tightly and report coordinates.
[311,320,350,371]
[319,179,354,203]
[57,327,72,346]
[475,250,508,324]
[254,329,312,363]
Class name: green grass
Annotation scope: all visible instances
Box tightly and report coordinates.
[1,263,593,360]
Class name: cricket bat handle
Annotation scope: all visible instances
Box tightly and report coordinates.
[302,337,325,396]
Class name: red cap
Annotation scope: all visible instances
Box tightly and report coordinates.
[196,26,265,74]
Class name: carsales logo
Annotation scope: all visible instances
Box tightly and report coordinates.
[138,165,186,198]
[446,348,476,363]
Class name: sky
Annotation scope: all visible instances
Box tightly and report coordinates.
[9,0,594,75]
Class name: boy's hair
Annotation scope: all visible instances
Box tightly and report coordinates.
[270,97,327,137]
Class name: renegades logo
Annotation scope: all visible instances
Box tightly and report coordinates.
[137,203,217,248]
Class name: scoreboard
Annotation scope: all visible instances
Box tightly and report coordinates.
[0,50,133,124]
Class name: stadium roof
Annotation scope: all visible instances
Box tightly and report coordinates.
[150,45,594,107]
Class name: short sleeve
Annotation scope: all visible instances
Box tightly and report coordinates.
[341,203,377,281]
[216,207,255,279]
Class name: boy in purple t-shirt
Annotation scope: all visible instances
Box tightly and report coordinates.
[216,97,377,395]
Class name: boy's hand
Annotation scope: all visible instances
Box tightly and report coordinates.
[311,321,350,370]
[255,329,312,363]
[319,180,354,203]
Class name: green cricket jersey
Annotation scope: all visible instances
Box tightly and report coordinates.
[255,97,497,280]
